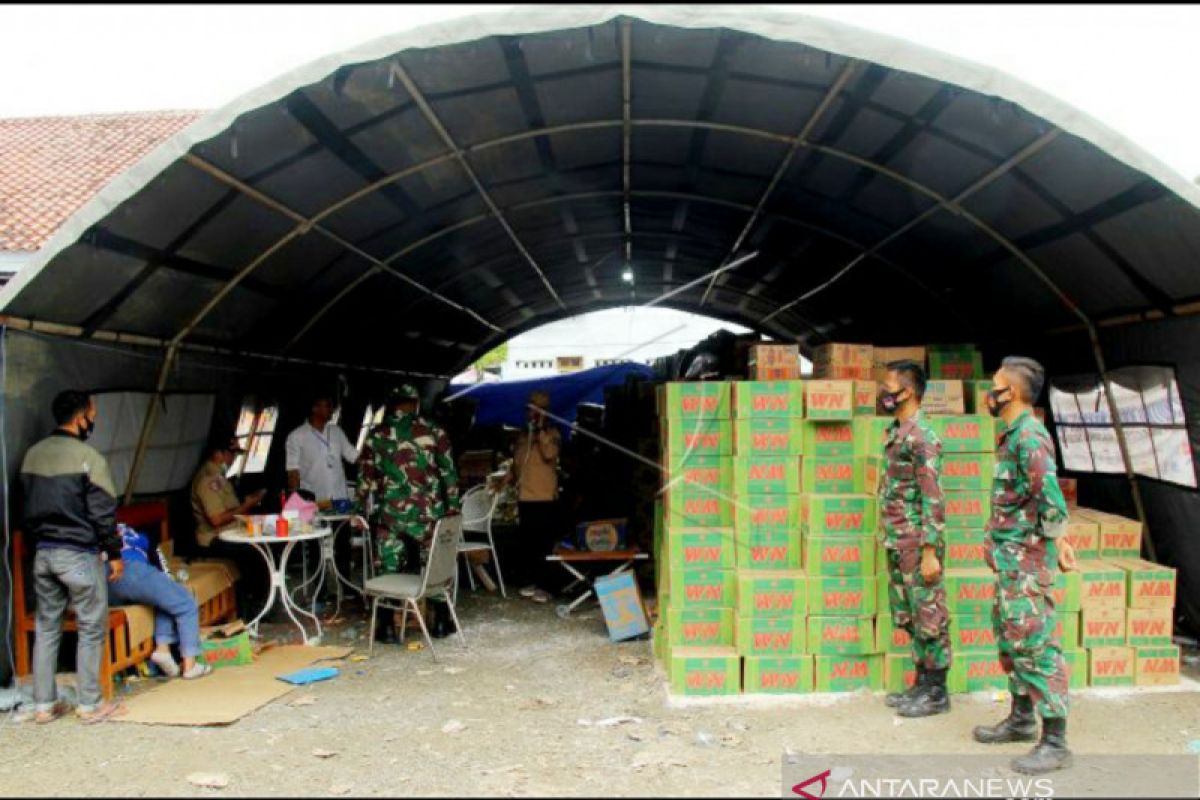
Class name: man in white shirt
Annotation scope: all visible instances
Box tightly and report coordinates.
[285,394,358,508]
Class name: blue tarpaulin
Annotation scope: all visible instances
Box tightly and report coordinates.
[448,363,654,434]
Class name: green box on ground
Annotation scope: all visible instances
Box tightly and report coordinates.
[802,420,857,459]
[941,453,995,491]
[875,612,912,654]
[944,491,991,529]
[734,492,802,533]
[1052,610,1080,650]
[733,417,805,457]
[733,456,801,496]
[736,615,806,656]
[1062,649,1087,690]
[659,382,731,420]
[813,654,883,692]
[665,494,733,528]
[1126,607,1173,647]
[806,615,877,655]
[949,614,997,652]
[668,647,741,696]
[931,416,995,454]
[743,655,815,694]
[733,381,805,419]
[806,575,878,617]
[801,494,878,536]
[945,568,996,614]
[736,570,807,617]
[1135,645,1181,686]
[1088,646,1134,687]
[1081,607,1127,648]
[666,527,736,570]
[199,624,253,669]
[1050,570,1082,613]
[801,457,864,494]
[948,652,1008,694]
[735,527,802,570]
[802,535,876,577]
[666,568,736,609]
[852,416,893,458]
[665,455,732,500]
[945,527,988,569]
[666,607,735,648]
[884,653,917,694]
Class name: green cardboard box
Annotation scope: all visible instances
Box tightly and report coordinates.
[662,418,733,459]
[1062,648,1088,690]
[733,381,805,419]
[944,491,991,529]
[802,421,857,459]
[1050,570,1082,612]
[743,655,815,694]
[1079,559,1128,610]
[659,382,731,420]
[814,654,883,692]
[1052,610,1080,649]
[941,453,995,491]
[199,624,253,670]
[929,349,983,380]
[666,527,736,570]
[949,614,998,652]
[1081,607,1127,648]
[736,615,806,656]
[948,652,1008,693]
[736,570,807,617]
[801,457,865,494]
[807,615,877,655]
[806,575,877,617]
[733,457,801,496]
[653,620,667,665]
[733,417,805,457]
[734,492,802,533]
[666,494,733,528]
[666,607,735,648]
[802,535,876,577]
[801,494,878,537]
[1110,558,1176,609]
[853,381,878,417]
[862,455,884,496]
[667,568,736,610]
[668,647,741,695]
[852,416,893,458]
[735,527,802,570]
[884,653,918,694]
[1088,646,1135,687]
[1135,645,1181,686]
[945,527,988,569]
[1063,519,1100,561]
[665,455,732,500]
[931,416,995,454]
[1126,607,1173,647]
[805,381,855,421]
[945,568,996,614]
[875,612,912,654]
[963,380,993,415]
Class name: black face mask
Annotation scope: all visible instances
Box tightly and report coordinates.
[986,387,1012,418]
[80,416,96,441]
[878,388,907,414]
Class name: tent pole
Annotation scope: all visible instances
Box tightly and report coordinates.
[123,343,179,505]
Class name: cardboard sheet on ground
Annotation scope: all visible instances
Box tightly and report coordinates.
[115,645,351,726]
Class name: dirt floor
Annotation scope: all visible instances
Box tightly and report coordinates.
[2,592,1199,798]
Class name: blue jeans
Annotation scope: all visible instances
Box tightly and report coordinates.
[108,560,201,658]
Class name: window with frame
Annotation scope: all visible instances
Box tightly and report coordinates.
[228,397,280,478]
[1049,365,1196,488]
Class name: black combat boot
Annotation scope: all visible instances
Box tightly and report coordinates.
[973,694,1038,743]
[885,665,925,708]
[1012,718,1072,775]
[374,613,397,645]
[897,668,950,717]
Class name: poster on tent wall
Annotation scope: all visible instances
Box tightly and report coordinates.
[1049,366,1197,489]
[91,392,215,496]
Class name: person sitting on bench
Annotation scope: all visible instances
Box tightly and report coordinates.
[107,524,212,680]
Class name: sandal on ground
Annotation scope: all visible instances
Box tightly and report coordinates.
[531,589,551,604]
[182,662,214,680]
[519,585,538,598]
[76,701,127,725]
[34,700,71,725]
[150,651,181,678]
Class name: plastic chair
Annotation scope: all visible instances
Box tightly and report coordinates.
[365,515,467,659]
[455,485,506,603]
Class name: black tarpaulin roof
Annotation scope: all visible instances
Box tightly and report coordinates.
[3,5,1200,377]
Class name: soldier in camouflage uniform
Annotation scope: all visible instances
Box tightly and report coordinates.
[355,384,461,641]
[974,356,1077,775]
[877,361,952,717]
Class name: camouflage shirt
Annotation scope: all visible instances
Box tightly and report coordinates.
[986,409,1068,544]
[355,412,461,538]
[879,410,945,549]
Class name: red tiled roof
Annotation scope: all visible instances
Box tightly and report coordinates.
[0,110,205,252]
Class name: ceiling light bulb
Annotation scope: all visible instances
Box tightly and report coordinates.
[621,269,634,283]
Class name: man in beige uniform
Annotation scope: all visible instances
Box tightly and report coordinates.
[190,439,266,610]
[509,390,563,603]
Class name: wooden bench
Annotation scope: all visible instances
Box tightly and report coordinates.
[11,500,237,699]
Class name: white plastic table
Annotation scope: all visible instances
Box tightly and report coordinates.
[219,527,333,645]
[292,513,370,618]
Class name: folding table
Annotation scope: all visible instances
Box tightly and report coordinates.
[545,547,649,619]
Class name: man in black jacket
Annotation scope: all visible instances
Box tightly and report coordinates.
[20,391,126,724]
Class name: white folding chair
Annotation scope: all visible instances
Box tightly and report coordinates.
[365,515,467,659]
[455,485,506,603]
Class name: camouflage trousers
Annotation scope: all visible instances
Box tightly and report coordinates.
[373,520,446,606]
[986,534,1069,719]
[886,543,952,671]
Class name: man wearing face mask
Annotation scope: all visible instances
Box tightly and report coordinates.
[876,361,952,718]
[355,384,461,642]
[20,391,126,723]
[974,356,1076,775]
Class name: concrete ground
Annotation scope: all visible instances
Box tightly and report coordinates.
[2,592,1198,797]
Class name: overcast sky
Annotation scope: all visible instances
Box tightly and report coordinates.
[2,4,1198,181]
